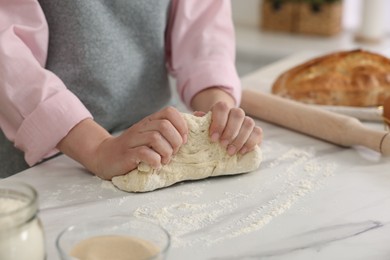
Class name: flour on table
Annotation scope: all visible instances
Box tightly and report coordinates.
[132,146,337,247]
[112,112,262,192]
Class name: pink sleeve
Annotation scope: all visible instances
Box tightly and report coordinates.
[166,0,242,108]
[0,0,92,166]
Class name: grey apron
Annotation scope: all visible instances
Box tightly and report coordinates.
[1,0,172,177]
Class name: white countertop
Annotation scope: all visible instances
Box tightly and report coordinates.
[6,53,390,260]
[235,26,390,58]
[234,26,390,76]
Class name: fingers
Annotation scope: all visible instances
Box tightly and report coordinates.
[149,106,188,143]
[93,140,163,180]
[137,119,183,156]
[219,108,245,148]
[209,102,230,142]
[209,102,263,156]
[129,146,162,170]
[225,119,262,156]
[209,102,246,146]
[226,116,255,155]
[124,106,188,167]
[237,125,263,155]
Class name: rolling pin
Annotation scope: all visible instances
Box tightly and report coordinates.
[241,89,390,155]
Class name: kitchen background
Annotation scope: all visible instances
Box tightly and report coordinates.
[232,0,390,76]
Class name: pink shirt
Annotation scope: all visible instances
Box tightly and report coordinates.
[0,0,241,166]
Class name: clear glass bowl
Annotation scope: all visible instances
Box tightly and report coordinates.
[56,216,170,260]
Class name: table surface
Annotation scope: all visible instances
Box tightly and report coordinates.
[6,52,390,260]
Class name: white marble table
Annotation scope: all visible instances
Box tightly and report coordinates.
[6,52,390,260]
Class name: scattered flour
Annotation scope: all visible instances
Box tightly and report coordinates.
[38,145,336,248]
[132,147,337,247]
[39,177,119,209]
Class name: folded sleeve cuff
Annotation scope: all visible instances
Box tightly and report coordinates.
[14,90,93,166]
[176,60,242,108]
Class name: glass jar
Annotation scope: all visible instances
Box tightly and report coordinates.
[0,181,46,260]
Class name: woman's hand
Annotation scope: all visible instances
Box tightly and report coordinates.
[191,87,262,156]
[208,102,262,155]
[95,106,188,179]
[57,106,188,180]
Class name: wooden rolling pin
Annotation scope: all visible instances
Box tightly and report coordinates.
[241,89,390,155]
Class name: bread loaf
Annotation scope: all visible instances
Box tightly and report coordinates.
[271,49,390,107]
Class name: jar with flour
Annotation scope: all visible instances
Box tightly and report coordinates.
[0,181,46,260]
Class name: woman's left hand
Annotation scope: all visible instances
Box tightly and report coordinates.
[208,102,262,155]
[191,87,262,156]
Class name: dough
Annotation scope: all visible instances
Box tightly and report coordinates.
[112,112,262,192]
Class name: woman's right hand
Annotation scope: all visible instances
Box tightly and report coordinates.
[57,106,188,180]
[94,106,188,179]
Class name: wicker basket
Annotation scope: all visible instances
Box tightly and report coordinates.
[260,0,343,36]
[261,0,299,33]
[297,2,342,36]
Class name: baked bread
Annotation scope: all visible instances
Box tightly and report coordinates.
[271,49,390,107]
